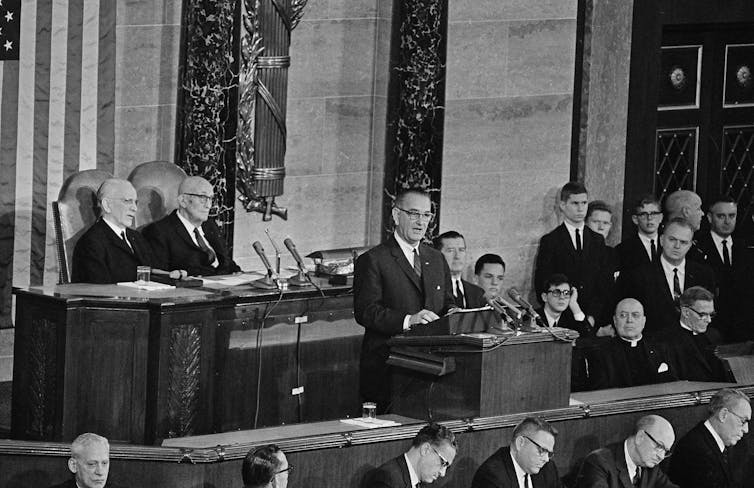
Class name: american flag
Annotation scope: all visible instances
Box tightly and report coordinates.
[0,0,115,327]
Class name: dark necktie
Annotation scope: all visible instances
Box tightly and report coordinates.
[673,268,681,303]
[194,228,217,264]
[722,447,730,468]
[633,466,642,487]
[650,239,657,262]
[575,228,582,253]
[722,239,731,266]
[412,249,422,278]
[524,473,531,488]
[454,280,465,307]
[552,319,558,328]
[121,231,133,253]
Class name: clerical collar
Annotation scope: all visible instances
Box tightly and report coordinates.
[679,321,699,335]
[619,336,642,347]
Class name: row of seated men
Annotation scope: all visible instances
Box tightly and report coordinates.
[51,387,750,488]
[353,184,749,412]
[71,176,240,284]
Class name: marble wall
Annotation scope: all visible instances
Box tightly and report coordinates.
[231,0,392,271]
[440,1,578,299]
[114,0,182,176]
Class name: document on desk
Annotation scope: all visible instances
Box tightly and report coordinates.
[340,418,401,429]
[116,281,175,291]
[200,272,265,288]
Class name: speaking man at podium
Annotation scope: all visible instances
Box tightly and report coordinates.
[354,189,454,413]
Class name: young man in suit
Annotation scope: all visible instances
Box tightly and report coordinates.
[49,433,118,488]
[366,423,457,488]
[72,178,183,283]
[472,417,562,488]
[617,195,663,274]
[535,181,613,328]
[669,388,751,488]
[433,230,486,309]
[353,189,455,412]
[143,176,241,277]
[575,415,677,488]
[474,253,507,299]
[616,218,715,335]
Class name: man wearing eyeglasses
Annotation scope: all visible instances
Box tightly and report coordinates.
[575,415,677,488]
[144,176,241,277]
[354,189,455,412]
[241,444,290,488]
[617,195,663,274]
[472,417,562,488]
[588,298,676,390]
[669,388,751,488]
[72,178,175,283]
[616,218,715,335]
[366,423,457,488]
[656,286,727,382]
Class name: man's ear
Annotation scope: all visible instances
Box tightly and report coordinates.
[68,457,78,474]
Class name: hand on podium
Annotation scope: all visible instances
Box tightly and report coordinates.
[409,309,440,325]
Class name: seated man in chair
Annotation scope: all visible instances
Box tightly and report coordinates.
[144,176,241,277]
[72,178,183,284]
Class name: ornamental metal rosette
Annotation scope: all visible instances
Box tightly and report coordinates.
[236,0,307,221]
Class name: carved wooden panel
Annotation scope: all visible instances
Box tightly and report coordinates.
[166,325,202,438]
[26,318,58,439]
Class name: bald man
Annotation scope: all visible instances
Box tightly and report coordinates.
[144,176,241,276]
[575,415,678,488]
[72,178,161,283]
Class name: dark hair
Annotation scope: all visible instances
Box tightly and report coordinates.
[474,253,506,275]
[560,181,588,202]
[541,273,571,292]
[707,195,737,211]
[632,194,662,214]
[679,285,714,307]
[433,230,465,250]
[242,444,283,488]
[662,216,694,234]
[395,188,431,208]
[511,416,558,440]
[586,200,612,220]
[411,423,457,449]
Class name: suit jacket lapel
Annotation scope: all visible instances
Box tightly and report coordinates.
[700,424,731,481]
[171,211,201,251]
[102,220,134,255]
[611,442,634,488]
[388,237,422,291]
[397,455,413,488]
[652,262,675,305]
[684,261,696,289]
[557,224,578,258]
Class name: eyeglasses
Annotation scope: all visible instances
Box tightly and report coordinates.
[642,430,672,458]
[276,464,294,475]
[395,207,434,222]
[547,289,571,298]
[684,306,716,320]
[183,193,213,205]
[635,211,663,219]
[431,446,450,469]
[109,198,138,206]
[727,409,750,428]
[523,436,554,458]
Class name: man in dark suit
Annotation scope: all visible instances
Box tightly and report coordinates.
[143,176,241,277]
[586,200,618,277]
[657,286,727,382]
[472,417,562,488]
[241,444,289,488]
[433,230,486,308]
[617,194,663,274]
[576,415,677,488]
[353,189,455,411]
[535,273,592,336]
[588,299,676,390]
[693,196,753,342]
[535,181,613,328]
[616,218,715,335]
[48,432,119,488]
[72,178,182,284]
[366,423,457,488]
[669,388,751,488]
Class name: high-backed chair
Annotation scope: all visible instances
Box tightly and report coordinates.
[53,169,113,284]
[127,161,187,229]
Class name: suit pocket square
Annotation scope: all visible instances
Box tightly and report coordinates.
[657,362,669,373]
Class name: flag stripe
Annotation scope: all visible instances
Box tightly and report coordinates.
[12,0,37,289]
[30,0,53,286]
[0,61,19,328]
[78,0,99,170]
[43,0,70,285]
[63,0,83,179]
[96,0,115,174]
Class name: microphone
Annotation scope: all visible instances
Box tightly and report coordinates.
[253,241,274,275]
[507,287,541,320]
[488,295,523,317]
[251,241,279,290]
[284,237,313,287]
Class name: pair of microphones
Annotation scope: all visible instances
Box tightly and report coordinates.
[252,237,311,288]
[487,287,542,326]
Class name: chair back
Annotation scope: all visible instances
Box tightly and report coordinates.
[53,169,113,283]
[128,161,187,229]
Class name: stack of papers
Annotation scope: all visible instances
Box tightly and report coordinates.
[116,281,175,291]
[339,418,401,429]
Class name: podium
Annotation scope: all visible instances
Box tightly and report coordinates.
[387,310,578,420]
